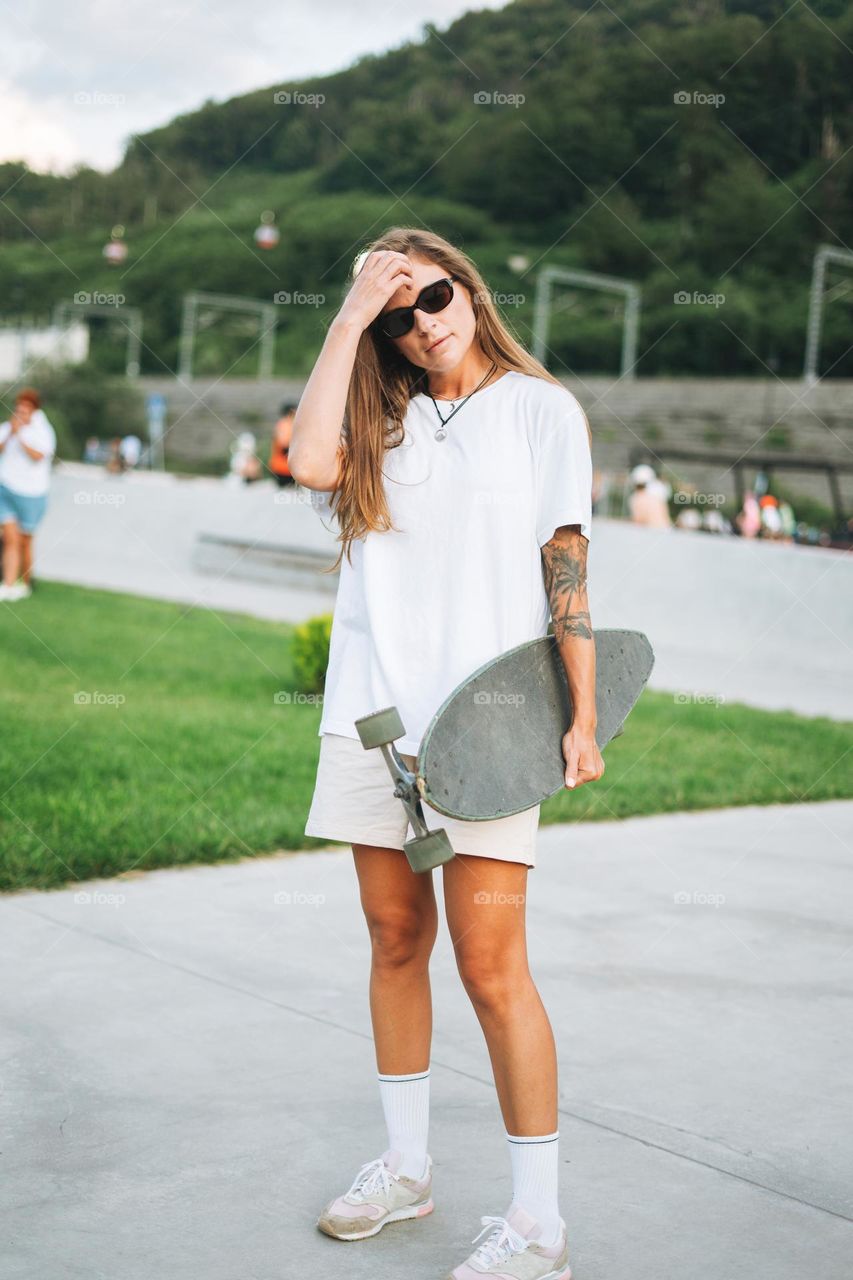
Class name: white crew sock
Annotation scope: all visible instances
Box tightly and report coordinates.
[506,1129,562,1247]
[377,1069,430,1180]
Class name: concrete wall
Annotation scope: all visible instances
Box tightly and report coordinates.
[143,375,853,511]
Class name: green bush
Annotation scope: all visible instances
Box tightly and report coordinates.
[291,613,333,694]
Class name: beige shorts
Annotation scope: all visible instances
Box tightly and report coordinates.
[304,733,539,868]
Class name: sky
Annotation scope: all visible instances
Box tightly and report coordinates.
[0,0,510,174]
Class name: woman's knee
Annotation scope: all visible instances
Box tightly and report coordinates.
[367,906,436,969]
[456,944,529,1010]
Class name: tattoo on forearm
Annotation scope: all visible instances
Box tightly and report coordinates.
[553,608,592,639]
[541,525,592,641]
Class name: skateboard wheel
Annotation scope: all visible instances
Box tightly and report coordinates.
[403,829,455,873]
[354,706,406,749]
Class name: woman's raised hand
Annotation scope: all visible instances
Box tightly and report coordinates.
[338,250,414,332]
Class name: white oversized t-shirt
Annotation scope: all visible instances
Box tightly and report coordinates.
[0,409,57,496]
[312,370,593,756]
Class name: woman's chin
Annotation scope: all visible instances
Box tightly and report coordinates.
[422,338,458,368]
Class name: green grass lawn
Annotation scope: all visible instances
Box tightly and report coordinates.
[1,581,851,893]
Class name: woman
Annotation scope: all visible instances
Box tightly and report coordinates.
[290,228,603,1280]
[0,387,56,602]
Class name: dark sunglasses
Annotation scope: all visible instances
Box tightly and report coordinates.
[373,276,457,339]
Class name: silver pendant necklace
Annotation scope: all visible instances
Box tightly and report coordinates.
[425,361,499,441]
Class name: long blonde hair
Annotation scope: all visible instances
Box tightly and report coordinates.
[323,227,587,571]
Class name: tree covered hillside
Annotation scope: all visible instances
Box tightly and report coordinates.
[1,0,851,377]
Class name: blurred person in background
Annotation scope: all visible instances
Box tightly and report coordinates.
[735,490,762,538]
[120,434,142,469]
[674,506,702,531]
[105,437,126,475]
[227,431,262,484]
[759,494,783,539]
[702,507,731,535]
[628,463,671,528]
[268,401,297,487]
[778,498,796,542]
[0,387,56,602]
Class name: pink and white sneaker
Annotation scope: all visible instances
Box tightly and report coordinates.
[316,1148,434,1241]
[447,1205,572,1279]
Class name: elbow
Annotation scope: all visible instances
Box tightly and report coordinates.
[286,441,311,485]
[288,459,333,491]
[287,444,341,492]
[288,450,319,488]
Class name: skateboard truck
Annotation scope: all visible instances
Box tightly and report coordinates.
[354,707,456,874]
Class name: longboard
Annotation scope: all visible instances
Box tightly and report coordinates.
[355,629,654,873]
[419,630,654,820]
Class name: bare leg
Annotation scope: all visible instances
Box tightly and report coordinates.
[19,533,33,585]
[352,844,439,1073]
[2,520,21,587]
[443,853,557,1135]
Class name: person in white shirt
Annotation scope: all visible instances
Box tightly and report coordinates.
[0,387,57,602]
[628,462,672,528]
[119,434,142,468]
[291,229,604,1276]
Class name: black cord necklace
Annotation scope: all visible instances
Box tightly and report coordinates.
[424,361,499,441]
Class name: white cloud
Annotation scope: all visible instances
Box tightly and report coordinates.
[0,78,79,172]
[0,0,510,173]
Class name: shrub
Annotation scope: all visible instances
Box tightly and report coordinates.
[291,613,333,694]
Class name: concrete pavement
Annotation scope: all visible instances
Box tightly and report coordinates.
[3,800,852,1279]
[36,464,336,623]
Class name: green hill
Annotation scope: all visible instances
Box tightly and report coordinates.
[1,0,851,377]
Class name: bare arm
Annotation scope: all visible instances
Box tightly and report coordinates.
[0,419,44,459]
[288,250,414,490]
[287,318,362,489]
[540,524,604,788]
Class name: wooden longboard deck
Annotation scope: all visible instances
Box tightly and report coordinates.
[417,630,654,821]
